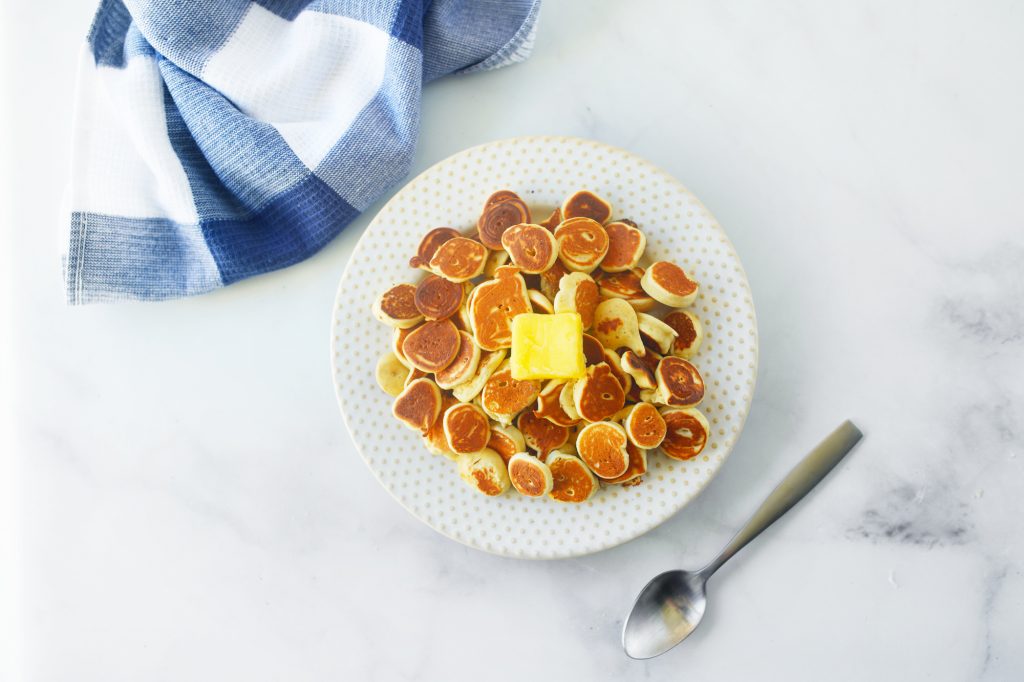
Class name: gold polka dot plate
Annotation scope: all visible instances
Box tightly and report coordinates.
[330,136,758,559]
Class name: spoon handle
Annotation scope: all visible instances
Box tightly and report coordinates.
[700,420,863,579]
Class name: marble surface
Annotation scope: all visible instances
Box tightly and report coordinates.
[4,1,1024,679]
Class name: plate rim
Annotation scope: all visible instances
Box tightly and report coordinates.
[330,134,759,559]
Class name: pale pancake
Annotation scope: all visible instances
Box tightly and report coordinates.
[458,448,510,496]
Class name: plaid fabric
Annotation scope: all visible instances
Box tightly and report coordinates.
[64,0,540,304]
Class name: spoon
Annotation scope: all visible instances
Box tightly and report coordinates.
[622,420,864,659]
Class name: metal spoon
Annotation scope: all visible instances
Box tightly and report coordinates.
[622,420,864,659]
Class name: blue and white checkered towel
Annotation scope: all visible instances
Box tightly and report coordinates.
[64,0,540,304]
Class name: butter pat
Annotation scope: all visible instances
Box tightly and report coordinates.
[510,313,586,381]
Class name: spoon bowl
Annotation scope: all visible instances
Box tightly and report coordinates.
[622,569,708,659]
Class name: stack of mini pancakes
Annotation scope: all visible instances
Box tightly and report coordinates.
[374,190,709,503]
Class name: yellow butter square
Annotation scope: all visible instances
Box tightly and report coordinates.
[510,313,586,381]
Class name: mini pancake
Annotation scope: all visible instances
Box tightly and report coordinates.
[404,366,427,387]
[641,261,699,307]
[458,448,511,496]
[660,407,710,460]
[409,227,460,269]
[595,268,656,312]
[517,409,570,460]
[547,452,599,503]
[601,347,633,394]
[501,223,559,274]
[655,357,706,407]
[428,236,487,282]
[508,453,554,497]
[375,351,410,396]
[561,190,612,224]
[527,289,554,314]
[393,326,415,368]
[402,319,461,373]
[663,310,704,358]
[581,333,605,366]
[414,275,463,321]
[593,298,645,355]
[455,283,475,331]
[535,379,580,427]
[443,402,491,455]
[605,442,648,485]
[483,248,510,278]
[423,395,460,459]
[452,348,506,402]
[553,272,599,330]
[539,207,562,231]
[576,421,630,479]
[538,260,569,301]
[572,362,626,422]
[637,312,679,355]
[392,377,443,432]
[559,380,582,421]
[477,191,531,249]
[554,217,609,273]
[469,265,531,351]
[620,350,657,390]
[487,423,525,464]
[479,361,541,425]
[435,330,481,389]
[601,221,646,272]
[373,283,423,328]
[622,402,667,449]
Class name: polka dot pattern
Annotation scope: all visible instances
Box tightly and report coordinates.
[330,137,758,559]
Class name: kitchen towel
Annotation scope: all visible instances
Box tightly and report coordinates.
[64,0,540,304]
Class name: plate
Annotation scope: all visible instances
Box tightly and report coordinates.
[330,136,757,559]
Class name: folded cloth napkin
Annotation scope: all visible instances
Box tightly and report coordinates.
[63,0,540,304]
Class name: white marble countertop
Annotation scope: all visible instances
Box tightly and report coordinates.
[4,1,1024,680]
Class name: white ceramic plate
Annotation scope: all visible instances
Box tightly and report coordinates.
[331,136,757,559]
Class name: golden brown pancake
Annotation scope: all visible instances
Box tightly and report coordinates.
[595,268,656,312]
[428,236,487,282]
[409,227,460,269]
[554,217,609,273]
[535,379,580,427]
[538,207,562,231]
[592,298,644,355]
[469,265,530,351]
[480,361,541,423]
[553,272,599,330]
[660,407,709,460]
[458,448,510,496]
[517,409,569,459]
[662,310,703,358]
[392,326,415,367]
[527,289,554,314]
[501,223,559,274]
[508,453,554,497]
[576,421,629,479]
[402,319,461,373]
[443,402,491,455]
[477,191,531,249]
[373,283,423,328]
[392,377,442,432]
[414,274,463,321]
[655,357,705,407]
[601,221,646,272]
[487,423,525,464]
[581,333,605,366]
[623,402,667,449]
[637,312,679,355]
[605,441,647,485]
[572,362,626,422]
[620,350,657,390]
[538,260,569,301]
[601,348,633,394]
[547,452,598,503]
[422,394,460,458]
[561,190,612,224]
[434,330,481,389]
[642,261,699,307]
